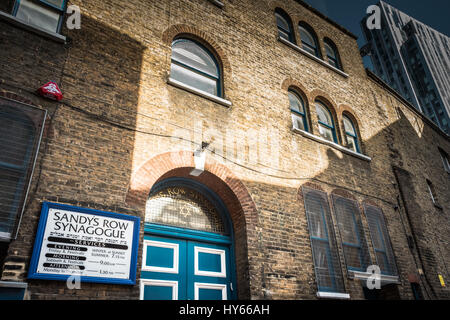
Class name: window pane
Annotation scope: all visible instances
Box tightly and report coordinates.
[375,251,389,273]
[365,205,398,276]
[312,240,335,290]
[0,99,46,241]
[43,0,65,9]
[292,114,306,132]
[0,112,35,166]
[332,196,372,272]
[343,245,362,270]
[303,188,346,293]
[0,170,22,238]
[171,63,218,96]
[324,42,336,60]
[278,30,290,41]
[305,196,327,239]
[345,135,357,152]
[275,13,289,32]
[316,103,333,126]
[299,26,316,49]
[318,124,334,142]
[288,92,304,113]
[302,44,317,56]
[343,116,356,135]
[327,58,339,68]
[172,40,219,78]
[15,0,60,33]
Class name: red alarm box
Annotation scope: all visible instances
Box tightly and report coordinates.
[37,81,63,101]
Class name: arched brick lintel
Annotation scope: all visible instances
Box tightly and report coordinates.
[126,151,257,219]
[125,151,257,299]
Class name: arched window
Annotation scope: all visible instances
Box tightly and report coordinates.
[342,115,360,153]
[315,101,337,143]
[299,23,320,57]
[275,9,295,43]
[288,89,308,132]
[170,38,221,97]
[324,38,342,70]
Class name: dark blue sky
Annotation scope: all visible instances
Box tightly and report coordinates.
[302,0,450,68]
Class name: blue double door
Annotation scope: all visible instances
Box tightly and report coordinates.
[140,233,234,300]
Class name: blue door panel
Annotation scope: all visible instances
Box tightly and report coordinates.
[198,288,224,300]
[141,233,235,300]
[146,246,174,269]
[143,284,174,300]
[142,235,187,300]
[198,252,222,273]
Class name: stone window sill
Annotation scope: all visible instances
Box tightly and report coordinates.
[167,77,232,108]
[0,281,28,289]
[293,127,372,162]
[0,11,66,43]
[278,37,349,78]
[316,291,350,299]
[349,270,400,285]
[208,0,224,8]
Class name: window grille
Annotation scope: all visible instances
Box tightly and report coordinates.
[145,186,225,234]
[0,97,46,241]
[331,195,372,273]
[364,204,398,276]
[302,187,346,293]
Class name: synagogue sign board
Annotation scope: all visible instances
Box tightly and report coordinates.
[28,202,140,285]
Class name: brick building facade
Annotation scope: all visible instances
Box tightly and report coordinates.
[0,0,449,300]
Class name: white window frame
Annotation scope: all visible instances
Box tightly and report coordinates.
[194,282,227,300]
[194,246,226,278]
[140,279,178,300]
[142,240,179,274]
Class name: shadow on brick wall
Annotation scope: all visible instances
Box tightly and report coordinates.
[0,14,146,300]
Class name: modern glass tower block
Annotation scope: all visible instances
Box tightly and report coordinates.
[361,1,450,135]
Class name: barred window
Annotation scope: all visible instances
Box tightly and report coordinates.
[331,195,372,272]
[0,97,46,241]
[364,205,398,276]
[302,187,346,293]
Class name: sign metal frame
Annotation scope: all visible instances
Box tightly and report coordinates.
[28,202,140,285]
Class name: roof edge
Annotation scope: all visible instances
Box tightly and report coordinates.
[366,68,450,141]
[294,0,358,40]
